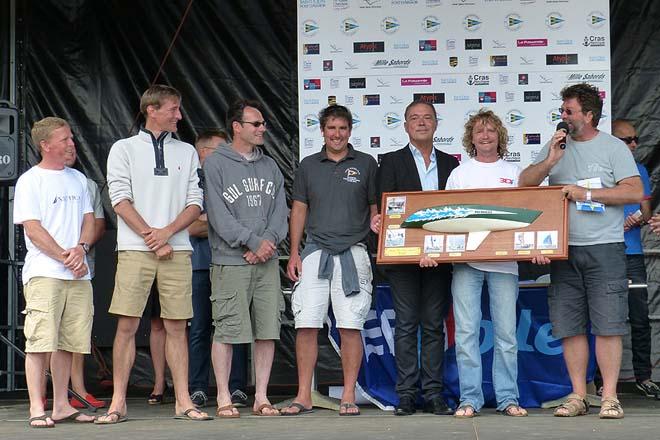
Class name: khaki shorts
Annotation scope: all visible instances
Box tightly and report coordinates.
[211,259,283,344]
[23,277,93,353]
[109,251,193,319]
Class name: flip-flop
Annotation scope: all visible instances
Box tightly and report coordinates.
[454,405,477,419]
[252,403,280,416]
[499,404,528,417]
[280,402,314,416]
[94,410,127,425]
[174,407,213,421]
[28,414,54,428]
[52,411,94,424]
[339,402,360,416]
[216,404,240,418]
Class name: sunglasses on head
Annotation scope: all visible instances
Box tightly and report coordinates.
[618,136,639,144]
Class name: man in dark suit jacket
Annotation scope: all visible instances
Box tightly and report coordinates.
[373,101,459,416]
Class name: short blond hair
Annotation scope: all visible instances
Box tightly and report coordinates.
[462,109,509,158]
[31,117,69,148]
[139,84,181,116]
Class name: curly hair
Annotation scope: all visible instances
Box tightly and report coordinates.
[560,83,602,127]
[462,109,509,159]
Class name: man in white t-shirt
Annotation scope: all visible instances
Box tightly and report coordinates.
[13,117,96,427]
[420,109,527,418]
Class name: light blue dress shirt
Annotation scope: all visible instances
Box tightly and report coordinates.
[409,143,438,191]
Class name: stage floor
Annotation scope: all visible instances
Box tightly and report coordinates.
[1,393,659,440]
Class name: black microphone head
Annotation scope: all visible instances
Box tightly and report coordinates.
[556,121,569,132]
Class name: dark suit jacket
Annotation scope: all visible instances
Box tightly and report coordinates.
[376,144,459,270]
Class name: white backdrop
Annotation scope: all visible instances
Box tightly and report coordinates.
[297,0,611,167]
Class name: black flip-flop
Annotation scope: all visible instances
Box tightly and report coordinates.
[174,408,213,421]
[280,402,314,416]
[52,411,94,424]
[28,414,54,428]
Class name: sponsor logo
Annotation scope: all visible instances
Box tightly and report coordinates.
[492,40,507,49]
[328,96,337,105]
[441,78,457,84]
[344,60,358,70]
[490,55,508,67]
[520,56,534,65]
[504,91,515,102]
[422,15,441,32]
[504,152,521,163]
[323,60,333,71]
[349,78,366,88]
[419,39,437,51]
[517,39,547,47]
[354,41,385,53]
[583,35,606,47]
[392,41,410,49]
[302,20,319,36]
[467,74,489,86]
[352,112,361,128]
[303,79,321,90]
[344,95,355,106]
[547,109,562,125]
[423,59,439,66]
[300,0,326,7]
[401,77,432,86]
[589,56,607,62]
[329,78,340,88]
[505,13,523,31]
[384,112,402,129]
[500,177,515,184]
[389,95,403,104]
[524,90,541,102]
[546,53,578,65]
[302,60,312,71]
[550,91,562,101]
[468,56,479,67]
[499,74,509,85]
[556,39,573,45]
[465,39,482,50]
[303,43,320,55]
[479,91,497,103]
[464,15,482,31]
[373,58,412,69]
[381,17,400,33]
[545,12,564,29]
[370,136,381,149]
[303,138,315,149]
[341,18,360,35]
[329,44,343,53]
[363,94,381,105]
[449,56,458,67]
[352,137,362,148]
[566,72,606,83]
[434,136,454,145]
[454,95,470,101]
[304,114,320,130]
[506,110,525,126]
[588,11,607,28]
[392,0,419,4]
[360,0,382,8]
[523,133,541,144]
[390,137,405,148]
[377,78,391,87]
[520,0,536,4]
[539,74,552,84]
[303,98,320,105]
[426,0,443,6]
[530,150,541,162]
[413,93,445,104]
[518,73,529,85]
[343,167,362,183]
[333,0,349,9]
[446,39,456,50]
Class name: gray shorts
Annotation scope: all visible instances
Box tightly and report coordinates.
[210,259,283,344]
[548,243,628,339]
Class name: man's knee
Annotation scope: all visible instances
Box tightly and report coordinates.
[116,317,140,337]
[163,318,187,336]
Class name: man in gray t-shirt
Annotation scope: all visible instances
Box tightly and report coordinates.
[520,83,642,419]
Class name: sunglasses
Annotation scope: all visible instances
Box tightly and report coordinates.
[240,120,267,128]
[618,136,639,144]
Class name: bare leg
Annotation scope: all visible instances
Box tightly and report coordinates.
[211,341,238,416]
[26,352,54,427]
[150,317,167,395]
[70,353,88,396]
[554,334,589,416]
[338,328,362,415]
[51,350,94,422]
[95,316,139,422]
[280,328,318,414]
[41,353,51,402]
[252,340,278,415]
[596,335,623,399]
[163,318,209,419]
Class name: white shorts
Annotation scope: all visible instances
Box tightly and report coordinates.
[292,245,373,330]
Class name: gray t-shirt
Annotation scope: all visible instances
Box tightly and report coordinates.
[533,131,639,245]
[292,145,377,254]
[86,178,105,278]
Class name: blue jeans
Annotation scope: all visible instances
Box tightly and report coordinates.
[452,264,520,411]
[188,269,249,393]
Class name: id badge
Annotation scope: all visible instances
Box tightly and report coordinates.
[576,177,605,213]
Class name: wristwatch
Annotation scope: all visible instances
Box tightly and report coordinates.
[79,242,90,254]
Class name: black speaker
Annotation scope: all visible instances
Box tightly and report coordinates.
[0,102,19,184]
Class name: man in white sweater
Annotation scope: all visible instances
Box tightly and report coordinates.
[97,85,210,423]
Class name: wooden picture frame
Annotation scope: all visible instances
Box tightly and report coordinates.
[376,186,568,264]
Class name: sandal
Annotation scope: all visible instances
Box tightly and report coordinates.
[599,397,624,419]
[216,404,240,418]
[500,404,528,417]
[553,393,589,417]
[454,405,477,418]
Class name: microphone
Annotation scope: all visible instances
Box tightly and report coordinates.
[556,122,569,150]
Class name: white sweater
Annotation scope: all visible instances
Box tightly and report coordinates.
[107,129,203,251]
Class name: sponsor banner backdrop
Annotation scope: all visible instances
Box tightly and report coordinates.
[297,0,611,168]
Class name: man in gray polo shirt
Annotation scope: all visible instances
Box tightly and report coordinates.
[520,83,642,419]
[283,104,377,416]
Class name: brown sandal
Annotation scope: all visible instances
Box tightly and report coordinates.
[553,393,589,417]
[501,404,528,417]
[599,397,624,419]
[216,404,240,418]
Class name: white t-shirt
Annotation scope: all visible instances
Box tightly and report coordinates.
[446,158,521,275]
[13,166,93,283]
